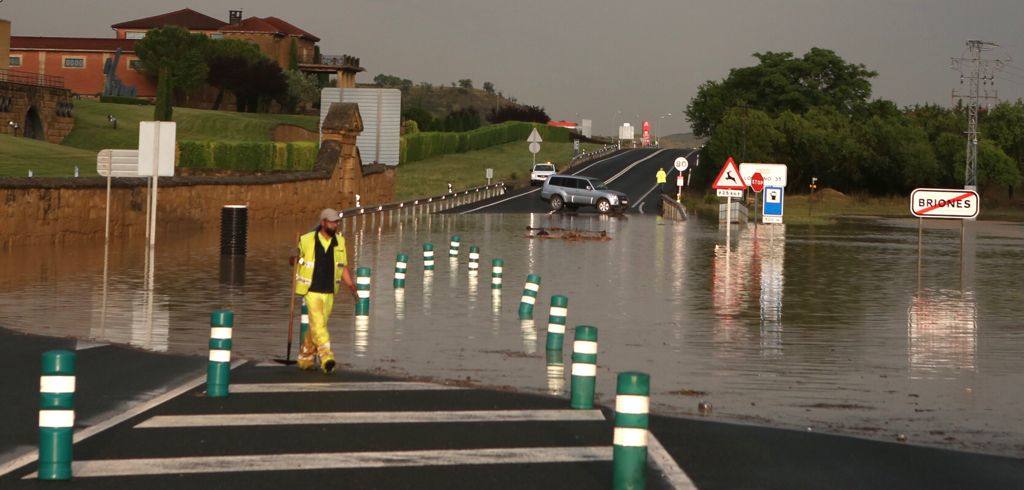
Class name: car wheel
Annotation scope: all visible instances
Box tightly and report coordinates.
[550,194,564,211]
[596,198,611,214]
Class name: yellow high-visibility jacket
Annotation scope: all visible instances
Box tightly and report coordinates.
[656,169,668,184]
[295,230,348,295]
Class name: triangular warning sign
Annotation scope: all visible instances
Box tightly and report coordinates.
[527,128,543,143]
[711,157,747,190]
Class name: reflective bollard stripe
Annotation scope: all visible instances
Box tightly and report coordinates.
[355,267,372,317]
[207,310,233,398]
[468,246,480,275]
[518,274,541,319]
[570,326,598,410]
[299,298,309,346]
[394,253,409,288]
[546,295,568,351]
[491,259,504,289]
[613,371,650,490]
[423,243,435,271]
[449,235,461,257]
[39,349,76,480]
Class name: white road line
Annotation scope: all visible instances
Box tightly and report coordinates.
[458,150,636,214]
[24,447,613,478]
[605,149,665,184]
[631,149,700,211]
[135,409,606,428]
[0,360,247,478]
[648,432,700,489]
[230,382,465,393]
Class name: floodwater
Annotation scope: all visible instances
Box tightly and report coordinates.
[2,210,1023,457]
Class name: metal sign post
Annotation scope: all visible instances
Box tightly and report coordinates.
[527,129,543,166]
[909,188,981,290]
[674,157,689,202]
[712,157,746,250]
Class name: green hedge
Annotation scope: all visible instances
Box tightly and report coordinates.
[178,140,318,172]
[98,95,152,105]
[400,122,571,164]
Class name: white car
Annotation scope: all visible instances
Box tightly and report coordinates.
[530,162,556,186]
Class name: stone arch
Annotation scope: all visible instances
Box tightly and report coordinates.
[24,105,45,140]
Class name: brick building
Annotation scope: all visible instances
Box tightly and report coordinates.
[9,8,363,99]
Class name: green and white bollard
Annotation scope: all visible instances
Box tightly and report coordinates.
[38,350,75,480]
[570,325,598,409]
[468,246,480,275]
[355,267,371,317]
[298,298,309,346]
[207,310,233,398]
[518,274,541,319]
[491,259,504,289]
[394,253,409,288]
[546,295,568,351]
[423,243,435,271]
[613,371,650,490]
[449,235,461,258]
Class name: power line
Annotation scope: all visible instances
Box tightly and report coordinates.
[951,40,1007,190]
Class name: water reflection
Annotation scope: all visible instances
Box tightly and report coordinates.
[394,289,405,321]
[758,225,785,358]
[520,319,537,354]
[89,289,169,352]
[907,289,977,379]
[545,349,565,395]
[354,316,369,356]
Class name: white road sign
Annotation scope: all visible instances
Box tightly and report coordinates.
[138,121,176,177]
[674,157,689,172]
[527,128,543,143]
[717,189,743,198]
[910,188,980,219]
[528,142,541,154]
[739,163,787,188]
[97,149,139,177]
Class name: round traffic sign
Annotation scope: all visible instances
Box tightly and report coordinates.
[529,142,541,154]
[674,157,689,172]
[750,172,765,193]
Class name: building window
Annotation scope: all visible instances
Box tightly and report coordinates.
[128,59,143,71]
[9,55,21,67]
[125,31,146,40]
[63,57,86,69]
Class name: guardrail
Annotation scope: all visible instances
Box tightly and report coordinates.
[660,195,687,221]
[0,69,65,89]
[336,183,508,220]
[568,144,619,166]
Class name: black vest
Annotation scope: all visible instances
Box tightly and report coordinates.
[309,233,336,294]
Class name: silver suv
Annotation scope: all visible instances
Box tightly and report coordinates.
[540,175,628,213]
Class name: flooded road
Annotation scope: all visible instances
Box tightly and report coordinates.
[2,211,1023,456]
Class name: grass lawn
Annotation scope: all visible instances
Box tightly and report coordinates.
[0,134,97,177]
[61,99,320,152]
[395,141,601,200]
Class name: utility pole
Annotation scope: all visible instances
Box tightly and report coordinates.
[951,40,1005,191]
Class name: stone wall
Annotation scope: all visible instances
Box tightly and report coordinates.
[0,80,74,143]
[0,102,395,249]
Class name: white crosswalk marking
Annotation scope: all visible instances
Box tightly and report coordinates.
[135,409,606,428]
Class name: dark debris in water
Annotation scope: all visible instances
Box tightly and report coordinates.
[668,389,708,397]
[797,403,876,410]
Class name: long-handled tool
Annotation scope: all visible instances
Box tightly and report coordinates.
[274,235,301,365]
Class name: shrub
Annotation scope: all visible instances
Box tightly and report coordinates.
[99,96,153,105]
[400,122,570,164]
[178,140,318,172]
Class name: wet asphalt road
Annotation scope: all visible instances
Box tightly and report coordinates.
[451,148,698,215]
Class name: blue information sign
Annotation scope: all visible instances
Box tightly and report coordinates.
[763,186,784,223]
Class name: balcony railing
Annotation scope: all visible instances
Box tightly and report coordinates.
[0,69,65,89]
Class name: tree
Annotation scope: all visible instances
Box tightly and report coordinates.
[288,38,299,71]
[402,107,436,131]
[686,48,877,137]
[483,81,495,94]
[488,104,550,124]
[982,101,1024,195]
[206,39,262,110]
[135,26,210,115]
[285,70,318,113]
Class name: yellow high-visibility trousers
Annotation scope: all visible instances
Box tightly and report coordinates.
[298,291,335,370]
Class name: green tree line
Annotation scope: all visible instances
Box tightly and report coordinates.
[687,48,1023,195]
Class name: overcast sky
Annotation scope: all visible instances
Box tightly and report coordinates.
[5,1,1024,136]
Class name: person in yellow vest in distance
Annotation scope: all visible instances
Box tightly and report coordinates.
[293,208,358,373]
[656,168,668,194]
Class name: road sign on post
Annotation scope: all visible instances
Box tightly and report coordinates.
[750,172,765,193]
[712,157,747,250]
[763,187,784,223]
[674,157,688,172]
[486,168,494,185]
[910,188,980,219]
[739,163,787,188]
[527,128,542,165]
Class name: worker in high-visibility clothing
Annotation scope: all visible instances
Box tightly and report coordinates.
[655,168,668,194]
[294,208,358,373]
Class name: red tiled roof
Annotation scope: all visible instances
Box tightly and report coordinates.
[11,36,137,52]
[220,17,286,35]
[262,17,320,42]
[111,8,227,30]
[548,120,578,128]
